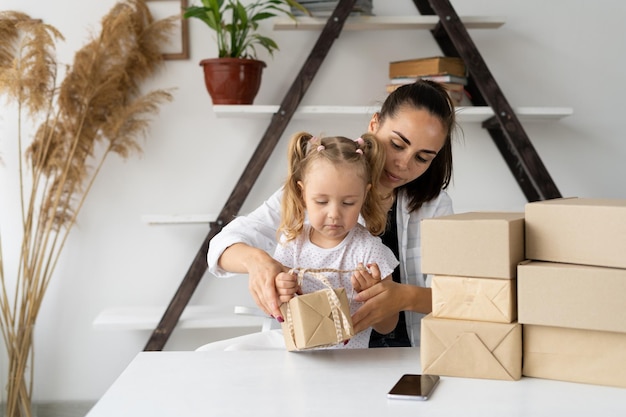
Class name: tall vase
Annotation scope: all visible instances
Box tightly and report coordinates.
[2,325,35,417]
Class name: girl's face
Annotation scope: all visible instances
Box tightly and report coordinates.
[298,159,370,248]
[369,106,447,194]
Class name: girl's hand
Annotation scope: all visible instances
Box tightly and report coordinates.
[275,271,300,303]
[351,262,382,293]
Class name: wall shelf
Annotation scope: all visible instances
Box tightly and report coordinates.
[93,305,266,331]
[141,214,217,225]
[273,15,505,31]
[213,105,573,123]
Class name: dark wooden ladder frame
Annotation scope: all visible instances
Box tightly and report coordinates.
[144,0,561,351]
[413,0,561,201]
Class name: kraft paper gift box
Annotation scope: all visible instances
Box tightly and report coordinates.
[280,288,354,351]
[432,275,517,323]
[525,197,626,269]
[421,314,522,381]
[523,325,626,388]
[518,261,626,333]
[421,212,525,279]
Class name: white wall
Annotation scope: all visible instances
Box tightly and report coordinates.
[1,0,625,403]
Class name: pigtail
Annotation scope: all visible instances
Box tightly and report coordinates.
[278,131,312,243]
[359,133,388,236]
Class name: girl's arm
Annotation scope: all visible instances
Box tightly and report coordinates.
[275,270,299,304]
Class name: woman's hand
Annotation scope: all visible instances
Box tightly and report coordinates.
[351,279,401,334]
[351,279,432,335]
[246,253,291,321]
[220,243,289,321]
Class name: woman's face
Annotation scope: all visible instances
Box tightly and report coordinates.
[369,106,447,193]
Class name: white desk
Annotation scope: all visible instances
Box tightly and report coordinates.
[87,347,626,417]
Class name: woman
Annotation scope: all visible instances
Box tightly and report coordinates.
[207,80,456,347]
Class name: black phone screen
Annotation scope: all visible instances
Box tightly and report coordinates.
[387,374,440,400]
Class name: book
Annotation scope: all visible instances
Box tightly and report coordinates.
[389,56,466,79]
[389,74,468,86]
[292,0,373,16]
[386,82,464,94]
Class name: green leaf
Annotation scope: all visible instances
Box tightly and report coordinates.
[183,0,302,58]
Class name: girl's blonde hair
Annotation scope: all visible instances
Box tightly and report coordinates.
[278,132,387,243]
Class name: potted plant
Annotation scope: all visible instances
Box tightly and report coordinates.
[184,0,308,104]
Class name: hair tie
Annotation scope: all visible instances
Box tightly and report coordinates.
[355,137,364,145]
[317,145,325,152]
[355,149,363,155]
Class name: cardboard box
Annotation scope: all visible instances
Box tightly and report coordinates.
[420,314,522,381]
[525,197,626,269]
[280,288,354,351]
[518,261,626,333]
[432,275,517,323]
[421,212,525,279]
[523,325,626,388]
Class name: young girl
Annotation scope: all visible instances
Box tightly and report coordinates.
[273,132,399,349]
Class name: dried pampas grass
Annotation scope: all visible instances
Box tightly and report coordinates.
[0,1,177,415]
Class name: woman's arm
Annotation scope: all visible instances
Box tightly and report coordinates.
[220,243,288,319]
[207,188,288,320]
[351,280,432,335]
[368,281,400,335]
[371,312,399,335]
[207,188,283,276]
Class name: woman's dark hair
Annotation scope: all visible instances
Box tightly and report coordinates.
[378,80,456,212]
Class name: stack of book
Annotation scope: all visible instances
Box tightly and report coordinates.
[292,0,374,17]
[387,56,470,106]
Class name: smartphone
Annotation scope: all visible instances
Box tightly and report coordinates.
[387,374,440,401]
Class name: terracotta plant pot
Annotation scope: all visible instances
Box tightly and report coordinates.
[199,58,266,105]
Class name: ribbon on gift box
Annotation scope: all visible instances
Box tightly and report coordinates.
[283,268,355,349]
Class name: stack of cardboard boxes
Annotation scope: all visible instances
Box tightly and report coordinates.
[519,197,626,388]
[419,212,526,381]
[419,198,626,388]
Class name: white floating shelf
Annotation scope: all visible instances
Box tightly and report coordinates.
[213,105,573,123]
[93,305,267,331]
[457,106,574,122]
[141,214,217,225]
[274,15,505,31]
[214,105,379,119]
